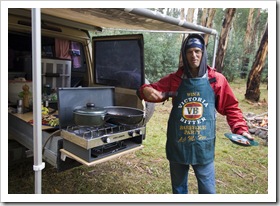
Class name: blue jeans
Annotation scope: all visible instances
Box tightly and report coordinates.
[169,161,216,194]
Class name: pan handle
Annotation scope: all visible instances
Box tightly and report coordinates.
[104,113,114,121]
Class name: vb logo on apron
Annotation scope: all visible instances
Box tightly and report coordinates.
[178,95,208,124]
[183,102,203,120]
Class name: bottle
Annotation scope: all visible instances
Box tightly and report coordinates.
[22,84,30,109]
[45,100,49,108]
[44,84,51,95]
[17,99,23,114]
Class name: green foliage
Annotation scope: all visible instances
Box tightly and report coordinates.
[143,32,182,82]
[208,8,268,82]
[222,27,246,82]
[212,8,225,34]
[228,9,267,81]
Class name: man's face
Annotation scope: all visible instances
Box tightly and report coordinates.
[186,47,203,70]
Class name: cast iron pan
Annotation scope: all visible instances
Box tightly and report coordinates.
[104,106,144,126]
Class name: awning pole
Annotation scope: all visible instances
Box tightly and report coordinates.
[32,8,45,194]
[124,8,218,35]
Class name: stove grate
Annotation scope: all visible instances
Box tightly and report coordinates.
[65,124,137,139]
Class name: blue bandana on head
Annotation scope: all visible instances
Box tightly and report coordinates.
[185,38,204,50]
[181,34,207,78]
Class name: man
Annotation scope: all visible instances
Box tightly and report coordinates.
[137,33,253,194]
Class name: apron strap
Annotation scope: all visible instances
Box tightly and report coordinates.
[209,77,216,84]
[181,73,216,85]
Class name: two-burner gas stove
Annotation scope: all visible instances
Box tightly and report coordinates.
[57,87,145,166]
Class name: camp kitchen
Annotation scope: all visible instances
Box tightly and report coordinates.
[7,8,218,173]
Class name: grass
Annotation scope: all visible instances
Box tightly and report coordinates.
[8,79,268,194]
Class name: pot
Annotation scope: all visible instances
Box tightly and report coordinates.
[104,106,145,126]
[73,103,107,127]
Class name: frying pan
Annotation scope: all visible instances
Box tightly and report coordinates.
[104,106,145,126]
[73,104,144,127]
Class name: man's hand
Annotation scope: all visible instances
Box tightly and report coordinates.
[242,131,254,140]
[143,87,164,102]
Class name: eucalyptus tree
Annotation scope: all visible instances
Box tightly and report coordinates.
[215,8,236,73]
[245,23,268,102]
[240,8,255,79]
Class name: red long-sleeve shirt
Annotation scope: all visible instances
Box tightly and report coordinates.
[138,66,249,135]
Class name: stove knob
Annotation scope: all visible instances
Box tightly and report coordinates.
[135,129,143,135]
[128,131,135,137]
[102,136,111,143]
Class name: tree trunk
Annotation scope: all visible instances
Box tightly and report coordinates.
[250,9,261,53]
[240,8,255,78]
[245,23,268,102]
[180,8,185,21]
[200,8,208,27]
[204,8,216,46]
[215,8,236,73]
[186,8,195,23]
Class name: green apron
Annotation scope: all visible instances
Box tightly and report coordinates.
[166,76,216,165]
